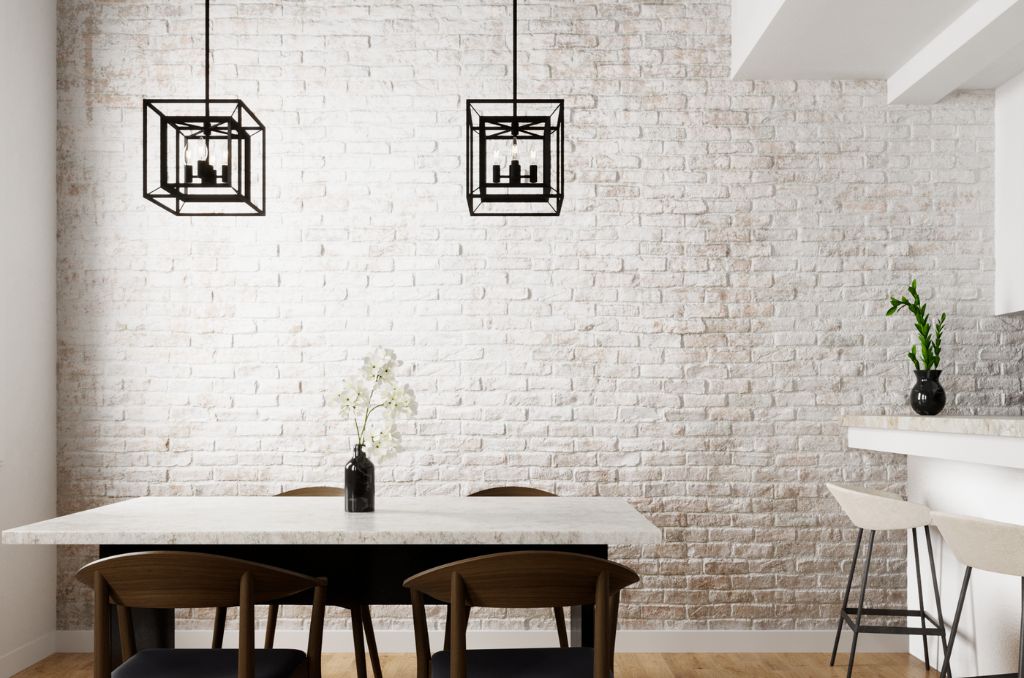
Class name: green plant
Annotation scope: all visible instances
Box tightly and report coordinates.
[886,279,946,371]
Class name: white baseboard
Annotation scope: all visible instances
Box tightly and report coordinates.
[55,629,907,654]
[0,632,56,676]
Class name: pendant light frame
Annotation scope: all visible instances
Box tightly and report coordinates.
[143,0,266,216]
[466,0,564,217]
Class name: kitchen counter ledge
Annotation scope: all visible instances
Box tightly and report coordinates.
[845,415,1024,471]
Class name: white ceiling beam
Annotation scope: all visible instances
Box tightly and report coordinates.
[730,0,787,79]
[888,0,1024,105]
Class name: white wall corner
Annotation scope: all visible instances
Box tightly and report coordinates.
[995,68,1024,315]
[0,0,59,674]
[0,632,56,678]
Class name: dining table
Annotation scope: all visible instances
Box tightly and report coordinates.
[2,495,661,663]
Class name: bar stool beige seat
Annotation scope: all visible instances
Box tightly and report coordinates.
[826,483,948,678]
[933,511,1024,678]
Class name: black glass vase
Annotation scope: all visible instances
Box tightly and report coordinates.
[910,369,946,416]
[345,444,375,513]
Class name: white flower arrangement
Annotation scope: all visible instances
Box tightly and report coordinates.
[338,349,416,459]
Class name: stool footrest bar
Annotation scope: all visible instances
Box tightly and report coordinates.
[842,606,940,622]
[840,610,945,636]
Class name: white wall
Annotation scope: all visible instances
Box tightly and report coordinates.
[995,68,1024,315]
[0,0,58,674]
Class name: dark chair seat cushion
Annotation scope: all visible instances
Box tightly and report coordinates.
[112,648,307,678]
[431,647,598,678]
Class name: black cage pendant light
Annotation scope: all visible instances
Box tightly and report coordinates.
[466,0,564,216]
[143,0,266,216]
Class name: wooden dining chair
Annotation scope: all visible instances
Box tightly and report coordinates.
[469,487,557,498]
[469,486,570,647]
[76,551,326,678]
[212,486,382,678]
[404,551,639,678]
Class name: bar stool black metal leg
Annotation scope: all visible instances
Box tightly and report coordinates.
[847,529,875,678]
[832,528,864,667]
[1017,578,1024,678]
[925,526,950,670]
[940,566,972,678]
[912,528,930,670]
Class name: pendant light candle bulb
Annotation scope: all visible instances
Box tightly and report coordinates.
[210,139,224,168]
[184,138,208,165]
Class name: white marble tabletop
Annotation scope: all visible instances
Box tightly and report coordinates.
[1,496,662,546]
[844,415,1024,438]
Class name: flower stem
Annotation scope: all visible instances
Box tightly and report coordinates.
[353,415,363,446]
[358,378,381,441]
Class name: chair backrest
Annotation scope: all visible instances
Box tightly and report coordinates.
[404,551,638,678]
[77,552,326,678]
[76,551,320,608]
[826,482,931,531]
[933,511,1024,577]
[469,486,556,497]
[277,486,345,497]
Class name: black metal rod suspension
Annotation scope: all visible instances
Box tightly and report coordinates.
[512,0,518,134]
[204,0,211,135]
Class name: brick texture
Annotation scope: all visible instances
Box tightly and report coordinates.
[56,0,1024,632]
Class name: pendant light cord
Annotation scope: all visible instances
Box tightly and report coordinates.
[204,0,211,136]
[512,0,518,134]
[512,0,517,103]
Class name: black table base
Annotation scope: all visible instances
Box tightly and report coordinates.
[99,543,608,662]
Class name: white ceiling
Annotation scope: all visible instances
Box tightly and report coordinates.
[733,0,976,81]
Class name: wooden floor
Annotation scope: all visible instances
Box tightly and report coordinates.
[15,652,937,677]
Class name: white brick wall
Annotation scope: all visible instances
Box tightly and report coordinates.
[56,0,1024,632]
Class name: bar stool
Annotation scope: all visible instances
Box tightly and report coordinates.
[826,483,948,678]
[933,511,1024,678]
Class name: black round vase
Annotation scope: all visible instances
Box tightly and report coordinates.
[345,444,375,513]
[910,369,946,416]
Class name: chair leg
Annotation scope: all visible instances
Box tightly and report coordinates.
[265,603,279,650]
[831,528,864,667]
[212,607,227,649]
[350,605,368,678]
[554,607,569,649]
[926,527,950,672]
[846,530,875,678]
[940,566,972,678]
[443,605,451,653]
[361,605,383,678]
[912,528,930,670]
